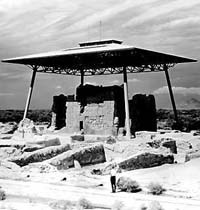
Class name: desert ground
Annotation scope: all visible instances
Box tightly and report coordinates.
[0,120,200,210]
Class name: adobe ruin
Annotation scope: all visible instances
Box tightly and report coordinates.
[51,84,157,136]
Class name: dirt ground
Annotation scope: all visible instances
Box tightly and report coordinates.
[1,129,200,210]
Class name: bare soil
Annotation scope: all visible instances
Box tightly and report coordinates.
[1,129,200,210]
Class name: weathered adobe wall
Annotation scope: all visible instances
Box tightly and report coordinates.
[69,84,125,135]
[76,84,125,128]
[51,85,157,135]
[129,94,157,133]
[51,94,67,129]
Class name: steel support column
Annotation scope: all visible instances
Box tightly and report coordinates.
[23,66,37,119]
[123,66,131,139]
[80,69,84,86]
[164,64,179,124]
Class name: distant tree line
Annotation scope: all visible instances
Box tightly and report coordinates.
[0,109,51,124]
[157,109,200,131]
[0,109,199,131]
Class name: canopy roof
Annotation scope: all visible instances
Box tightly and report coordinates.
[2,39,197,76]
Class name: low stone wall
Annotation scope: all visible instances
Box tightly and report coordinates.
[118,152,174,171]
[185,150,200,162]
[8,144,71,167]
[49,144,106,170]
[102,152,174,174]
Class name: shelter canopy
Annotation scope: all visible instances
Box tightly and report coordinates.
[2,39,196,76]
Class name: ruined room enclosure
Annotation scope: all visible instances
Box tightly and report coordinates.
[51,84,157,136]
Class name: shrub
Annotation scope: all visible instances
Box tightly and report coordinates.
[0,188,6,200]
[148,201,164,210]
[147,182,165,195]
[112,200,124,210]
[77,198,93,209]
[49,200,74,210]
[139,203,147,210]
[117,176,141,193]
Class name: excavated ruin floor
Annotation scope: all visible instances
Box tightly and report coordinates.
[0,129,200,210]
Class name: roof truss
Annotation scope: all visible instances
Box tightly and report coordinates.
[31,63,176,76]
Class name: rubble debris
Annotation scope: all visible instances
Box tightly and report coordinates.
[71,135,84,142]
[22,162,57,173]
[74,160,81,169]
[91,169,102,175]
[102,152,174,174]
[0,122,18,134]
[105,136,117,144]
[13,118,40,138]
[176,140,192,153]
[49,144,106,170]
[61,177,67,181]
[9,144,71,167]
[0,187,6,200]
[22,144,44,152]
[118,152,174,171]
[0,147,23,159]
[185,150,200,162]
[27,136,61,147]
[162,140,177,154]
[191,130,200,136]
[147,137,177,154]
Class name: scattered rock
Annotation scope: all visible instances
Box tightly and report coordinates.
[162,140,177,154]
[118,127,126,136]
[0,147,22,159]
[49,144,106,170]
[15,118,37,136]
[185,151,200,162]
[22,144,44,152]
[9,144,71,167]
[0,188,6,200]
[147,140,162,149]
[176,140,192,153]
[27,136,61,147]
[105,136,117,144]
[74,160,81,169]
[91,169,102,175]
[0,122,18,134]
[71,135,84,142]
[61,177,67,181]
[23,162,57,173]
[147,138,177,154]
[191,130,200,136]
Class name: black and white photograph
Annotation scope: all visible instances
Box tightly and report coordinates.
[0,0,200,209]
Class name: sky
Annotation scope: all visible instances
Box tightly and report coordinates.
[0,0,200,110]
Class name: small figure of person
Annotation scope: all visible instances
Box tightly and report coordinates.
[110,164,117,193]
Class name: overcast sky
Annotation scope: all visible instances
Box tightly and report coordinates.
[0,0,199,109]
